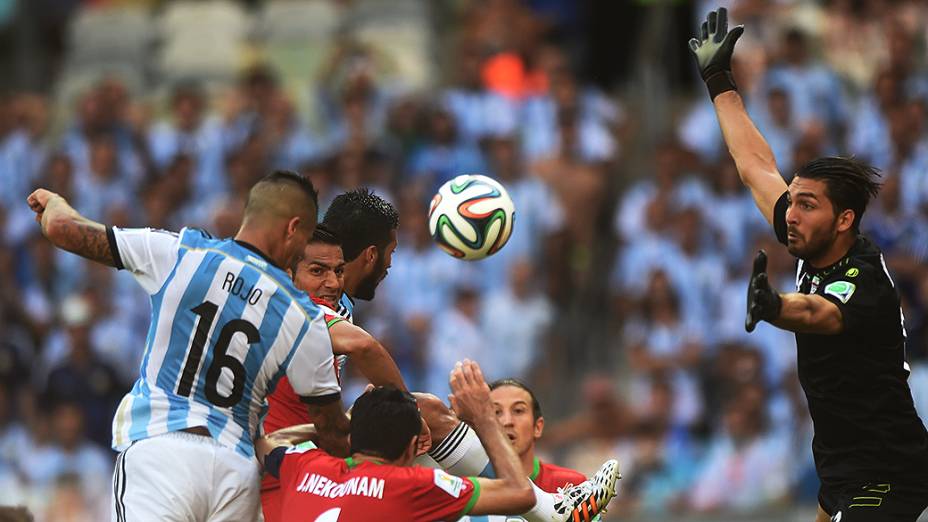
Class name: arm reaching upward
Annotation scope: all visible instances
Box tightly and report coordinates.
[449,360,535,516]
[714,92,788,224]
[27,189,117,266]
[689,8,788,225]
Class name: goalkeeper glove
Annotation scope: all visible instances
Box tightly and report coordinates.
[745,250,782,332]
[688,7,744,100]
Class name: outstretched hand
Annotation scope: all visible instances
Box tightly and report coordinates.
[688,7,744,100]
[745,250,783,332]
[448,360,493,427]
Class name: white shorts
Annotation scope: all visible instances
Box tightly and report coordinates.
[112,431,262,522]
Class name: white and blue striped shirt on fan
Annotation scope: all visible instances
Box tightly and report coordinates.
[109,227,340,459]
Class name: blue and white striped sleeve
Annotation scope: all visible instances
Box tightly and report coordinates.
[286,311,341,404]
[108,227,182,294]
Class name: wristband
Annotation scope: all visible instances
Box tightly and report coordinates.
[704,71,738,100]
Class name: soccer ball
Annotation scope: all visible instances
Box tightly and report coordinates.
[428,174,515,261]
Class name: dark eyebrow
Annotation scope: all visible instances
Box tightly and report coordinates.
[306,260,341,270]
[795,192,819,201]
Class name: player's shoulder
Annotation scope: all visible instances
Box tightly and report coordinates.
[178,227,215,245]
[829,236,890,285]
[536,461,586,491]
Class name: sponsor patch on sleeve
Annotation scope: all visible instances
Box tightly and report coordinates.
[285,440,317,454]
[433,469,465,498]
[824,281,856,304]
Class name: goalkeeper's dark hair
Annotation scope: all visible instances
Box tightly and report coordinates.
[489,378,542,420]
[350,386,421,461]
[322,188,399,261]
[793,157,882,231]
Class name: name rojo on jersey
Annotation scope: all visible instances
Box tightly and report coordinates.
[110,227,340,458]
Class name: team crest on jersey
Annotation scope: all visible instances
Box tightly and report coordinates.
[433,469,465,498]
[809,275,822,294]
[824,281,856,304]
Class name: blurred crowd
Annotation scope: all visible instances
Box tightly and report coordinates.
[1,0,928,520]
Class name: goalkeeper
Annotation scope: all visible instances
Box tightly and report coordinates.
[690,8,928,522]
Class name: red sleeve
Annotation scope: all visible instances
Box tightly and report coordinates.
[407,468,480,521]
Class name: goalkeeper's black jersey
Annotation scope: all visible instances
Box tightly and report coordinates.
[772,192,928,486]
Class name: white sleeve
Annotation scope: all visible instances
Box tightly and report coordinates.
[286,313,341,403]
[109,227,182,294]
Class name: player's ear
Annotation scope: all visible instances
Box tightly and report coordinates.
[363,244,378,267]
[836,208,855,233]
[285,216,301,238]
[533,416,544,440]
[403,435,418,464]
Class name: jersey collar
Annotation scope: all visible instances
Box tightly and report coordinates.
[234,240,283,270]
[529,457,540,481]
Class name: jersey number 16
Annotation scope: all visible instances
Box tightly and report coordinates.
[176,300,260,407]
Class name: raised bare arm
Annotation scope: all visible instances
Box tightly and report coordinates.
[689,8,788,225]
[27,188,117,267]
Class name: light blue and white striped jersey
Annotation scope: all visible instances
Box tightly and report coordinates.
[336,293,354,323]
[110,227,340,458]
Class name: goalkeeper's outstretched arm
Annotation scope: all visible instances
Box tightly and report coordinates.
[689,7,788,225]
[713,92,788,225]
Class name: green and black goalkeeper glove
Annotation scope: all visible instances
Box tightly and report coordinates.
[745,250,782,332]
[688,7,744,100]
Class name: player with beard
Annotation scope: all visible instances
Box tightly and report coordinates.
[691,8,928,521]
[263,190,619,522]
[320,188,400,320]
[260,225,413,522]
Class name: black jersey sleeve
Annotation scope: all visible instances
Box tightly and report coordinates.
[773,191,789,245]
[818,262,895,336]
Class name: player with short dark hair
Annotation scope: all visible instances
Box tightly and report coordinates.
[27,170,349,521]
[260,224,412,522]
[258,361,621,522]
[690,9,928,521]
[321,188,399,302]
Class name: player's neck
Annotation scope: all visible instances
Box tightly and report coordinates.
[351,452,401,467]
[807,232,857,269]
[520,450,536,478]
[342,260,364,297]
[235,223,285,268]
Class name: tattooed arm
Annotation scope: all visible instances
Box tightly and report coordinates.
[27,189,117,267]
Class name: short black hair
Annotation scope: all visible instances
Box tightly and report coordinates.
[350,386,421,460]
[793,157,882,230]
[322,188,399,261]
[489,378,542,420]
[250,170,319,210]
[311,223,340,246]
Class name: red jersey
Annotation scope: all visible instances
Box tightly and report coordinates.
[261,297,346,515]
[530,457,586,492]
[266,444,480,522]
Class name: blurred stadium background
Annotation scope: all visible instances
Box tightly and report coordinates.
[1,0,928,520]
